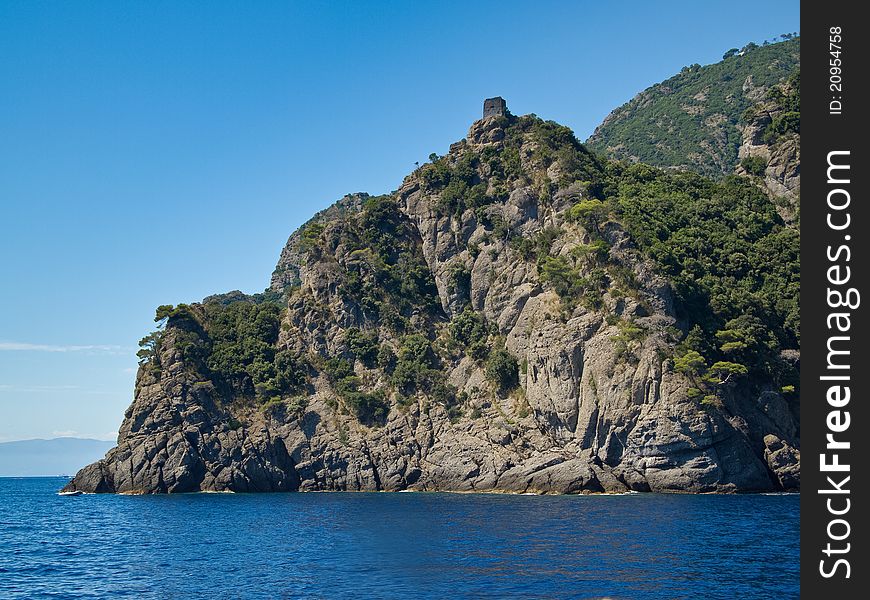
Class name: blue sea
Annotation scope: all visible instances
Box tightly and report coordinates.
[0,478,799,599]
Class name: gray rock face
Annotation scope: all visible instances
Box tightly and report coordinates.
[735,93,800,224]
[65,115,800,496]
[271,193,369,292]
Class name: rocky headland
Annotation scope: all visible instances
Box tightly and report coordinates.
[66,96,800,495]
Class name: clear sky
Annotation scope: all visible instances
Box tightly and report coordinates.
[0,0,799,442]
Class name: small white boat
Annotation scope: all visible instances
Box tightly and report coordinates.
[58,490,83,497]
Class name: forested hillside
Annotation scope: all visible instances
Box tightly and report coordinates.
[587,37,799,177]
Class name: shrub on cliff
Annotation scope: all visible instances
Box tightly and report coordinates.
[485,348,519,394]
[740,155,767,177]
[346,328,379,367]
[447,309,489,359]
[390,334,440,394]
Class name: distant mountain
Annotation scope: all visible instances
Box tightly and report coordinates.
[0,438,114,477]
[586,38,799,178]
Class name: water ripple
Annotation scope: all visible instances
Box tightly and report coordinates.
[0,478,799,599]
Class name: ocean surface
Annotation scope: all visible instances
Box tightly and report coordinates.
[0,478,799,599]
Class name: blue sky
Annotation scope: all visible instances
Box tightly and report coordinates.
[0,1,799,442]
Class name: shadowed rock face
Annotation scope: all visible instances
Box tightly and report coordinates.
[65,114,799,496]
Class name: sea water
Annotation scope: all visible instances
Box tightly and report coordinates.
[0,478,799,599]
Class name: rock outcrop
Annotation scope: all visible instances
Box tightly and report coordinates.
[65,109,800,496]
[734,82,801,224]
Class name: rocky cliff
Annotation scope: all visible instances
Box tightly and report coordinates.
[734,74,800,225]
[66,107,800,495]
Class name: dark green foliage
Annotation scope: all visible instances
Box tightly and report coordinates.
[140,298,309,406]
[567,199,610,234]
[538,256,576,298]
[420,153,497,217]
[485,348,519,394]
[139,304,205,370]
[322,357,388,425]
[503,116,603,186]
[377,344,396,372]
[763,112,800,145]
[390,334,440,394]
[608,161,798,384]
[704,361,749,385]
[740,155,767,177]
[538,255,606,311]
[345,389,389,425]
[174,329,210,367]
[137,331,163,366]
[447,262,471,302]
[336,195,440,330]
[762,72,800,113]
[345,328,379,367]
[448,309,490,360]
[420,156,451,188]
[511,227,561,262]
[674,350,707,376]
[755,72,800,147]
[299,222,325,251]
[323,356,355,380]
[587,38,800,176]
[155,303,196,323]
[468,339,490,362]
[430,380,459,408]
[610,319,647,362]
[448,309,487,346]
[201,300,307,402]
[714,315,779,364]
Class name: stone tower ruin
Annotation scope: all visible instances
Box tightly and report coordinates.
[483,97,507,119]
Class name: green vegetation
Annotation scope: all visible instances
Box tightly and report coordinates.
[740,155,767,177]
[421,153,494,216]
[605,161,798,390]
[763,111,800,144]
[538,255,606,311]
[503,116,603,187]
[376,344,396,372]
[446,261,471,303]
[510,227,561,262]
[390,334,441,394]
[567,199,609,233]
[420,116,603,219]
[610,318,647,362]
[447,309,490,361]
[137,296,310,407]
[485,348,519,394]
[322,357,388,425]
[758,73,800,145]
[299,222,326,251]
[142,57,801,427]
[587,38,799,177]
[333,194,440,331]
[345,328,379,367]
[136,331,163,367]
